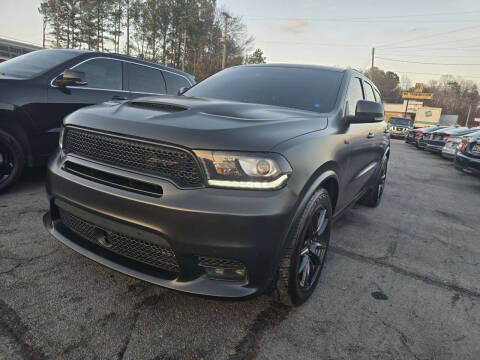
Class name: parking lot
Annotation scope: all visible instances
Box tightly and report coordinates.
[0,139,479,360]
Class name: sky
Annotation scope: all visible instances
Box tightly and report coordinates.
[1,0,480,85]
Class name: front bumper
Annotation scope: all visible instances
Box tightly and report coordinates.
[44,151,298,298]
[455,152,480,176]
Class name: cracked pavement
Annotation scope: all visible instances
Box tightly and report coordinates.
[1,139,479,359]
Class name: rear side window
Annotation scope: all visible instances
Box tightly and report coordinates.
[163,71,192,95]
[374,89,382,103]
[73,58,122,90]
[128,63,166,94]
[345,77,364,116]
[363,82,376,101]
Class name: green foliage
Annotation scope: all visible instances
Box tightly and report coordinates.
[245,49,266,64]
[38,0,257,80]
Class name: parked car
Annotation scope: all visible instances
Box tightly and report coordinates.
[43,65,389,306]
[413,125,447,149]
[405,128,422,145]
[388,117,412,139]
[455,131,480,176]
[442,129,480,159]
[426,127,477,153]
[0,49,195,192]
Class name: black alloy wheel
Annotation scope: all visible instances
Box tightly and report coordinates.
[297,207,329,291]
[0,129,25,193]
[275,188,332,306]
[359,157,388,207]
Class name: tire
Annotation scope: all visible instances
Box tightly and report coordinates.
[0,129,25,193]
[359,156,388,207]
[274,188,332,306]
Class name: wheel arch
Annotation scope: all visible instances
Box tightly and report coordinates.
[0,109,33,166]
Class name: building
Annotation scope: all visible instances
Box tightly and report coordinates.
[0,38,42,62]
[384,100,423,122]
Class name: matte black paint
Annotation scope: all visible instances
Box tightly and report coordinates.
[44,65,390,298]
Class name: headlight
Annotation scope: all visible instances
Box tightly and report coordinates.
[194,151,292,190]
[59,127,65,149]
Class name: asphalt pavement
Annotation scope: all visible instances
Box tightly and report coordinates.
[1,139,479,360]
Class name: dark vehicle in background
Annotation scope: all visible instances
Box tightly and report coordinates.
[442,128,480,159]
[405,128,422,145]
[417,126,450,149]
[388,117,412,139]
[426,127,477,153]
[0,49,195,192]
[455,131,480,176]
[44,65,389,306]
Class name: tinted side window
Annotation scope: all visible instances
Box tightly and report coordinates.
[346,77,364,116]
[128,63,166,94]
[163,71,191,95]
[374,89,382,103]
[73,58,122,90]
[363,81,376,101]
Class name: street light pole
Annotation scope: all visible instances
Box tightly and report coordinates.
[221,12,231,69]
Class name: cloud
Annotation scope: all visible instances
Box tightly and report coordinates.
[282,18,309,33]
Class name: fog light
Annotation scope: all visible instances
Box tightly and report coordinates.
[204,267,246,281]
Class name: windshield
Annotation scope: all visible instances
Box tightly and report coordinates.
[184,66,343,113]
[390,118,411,127]
[0,50,79,78]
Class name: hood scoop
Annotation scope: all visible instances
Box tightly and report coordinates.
[129,101,187,113]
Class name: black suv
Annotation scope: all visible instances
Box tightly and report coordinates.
[0,49,194,192]
[44,65,389,306]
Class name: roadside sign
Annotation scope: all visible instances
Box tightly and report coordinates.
[402,92,434,100]
[414,83,424,93]
[475,118,480,123]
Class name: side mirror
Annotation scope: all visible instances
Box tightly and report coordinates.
[177,86,190,96]
[53,69,87,87]
[348,100,384,123]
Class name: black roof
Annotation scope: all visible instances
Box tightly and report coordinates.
[36,48,194,81]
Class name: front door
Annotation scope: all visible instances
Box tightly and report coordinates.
[342,77,374,203]
[46,57,127,154]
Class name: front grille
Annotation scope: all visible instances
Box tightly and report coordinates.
[59,208,179,273]
[198,256,245,269]
[63,127,203,188]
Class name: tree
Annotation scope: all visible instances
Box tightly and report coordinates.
[245,48,266,64]
[424,76,480,126]
[38,0,255,80]
[364,67,401,103]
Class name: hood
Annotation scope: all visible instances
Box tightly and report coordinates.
[64,96,328,151]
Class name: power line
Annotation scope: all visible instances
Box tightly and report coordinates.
[394,71,480,79]
[376,57,480,66]
[375,35,480,50]
[255,40,369,47]
[245,10,480,22]
[376,25,480,49]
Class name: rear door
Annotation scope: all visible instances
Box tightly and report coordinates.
[370,84,388,161]
[126,62,167,99]
[343,76,374,201]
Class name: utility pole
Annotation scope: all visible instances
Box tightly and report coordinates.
[56,3,60,47]
[371,47,375,81]
[126,0,130,56]
[221,12,231,69]
[182,27,187,71]
[466,102,472,127]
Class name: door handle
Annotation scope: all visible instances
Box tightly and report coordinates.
[367,132,375,139]
[112,95,128,100]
